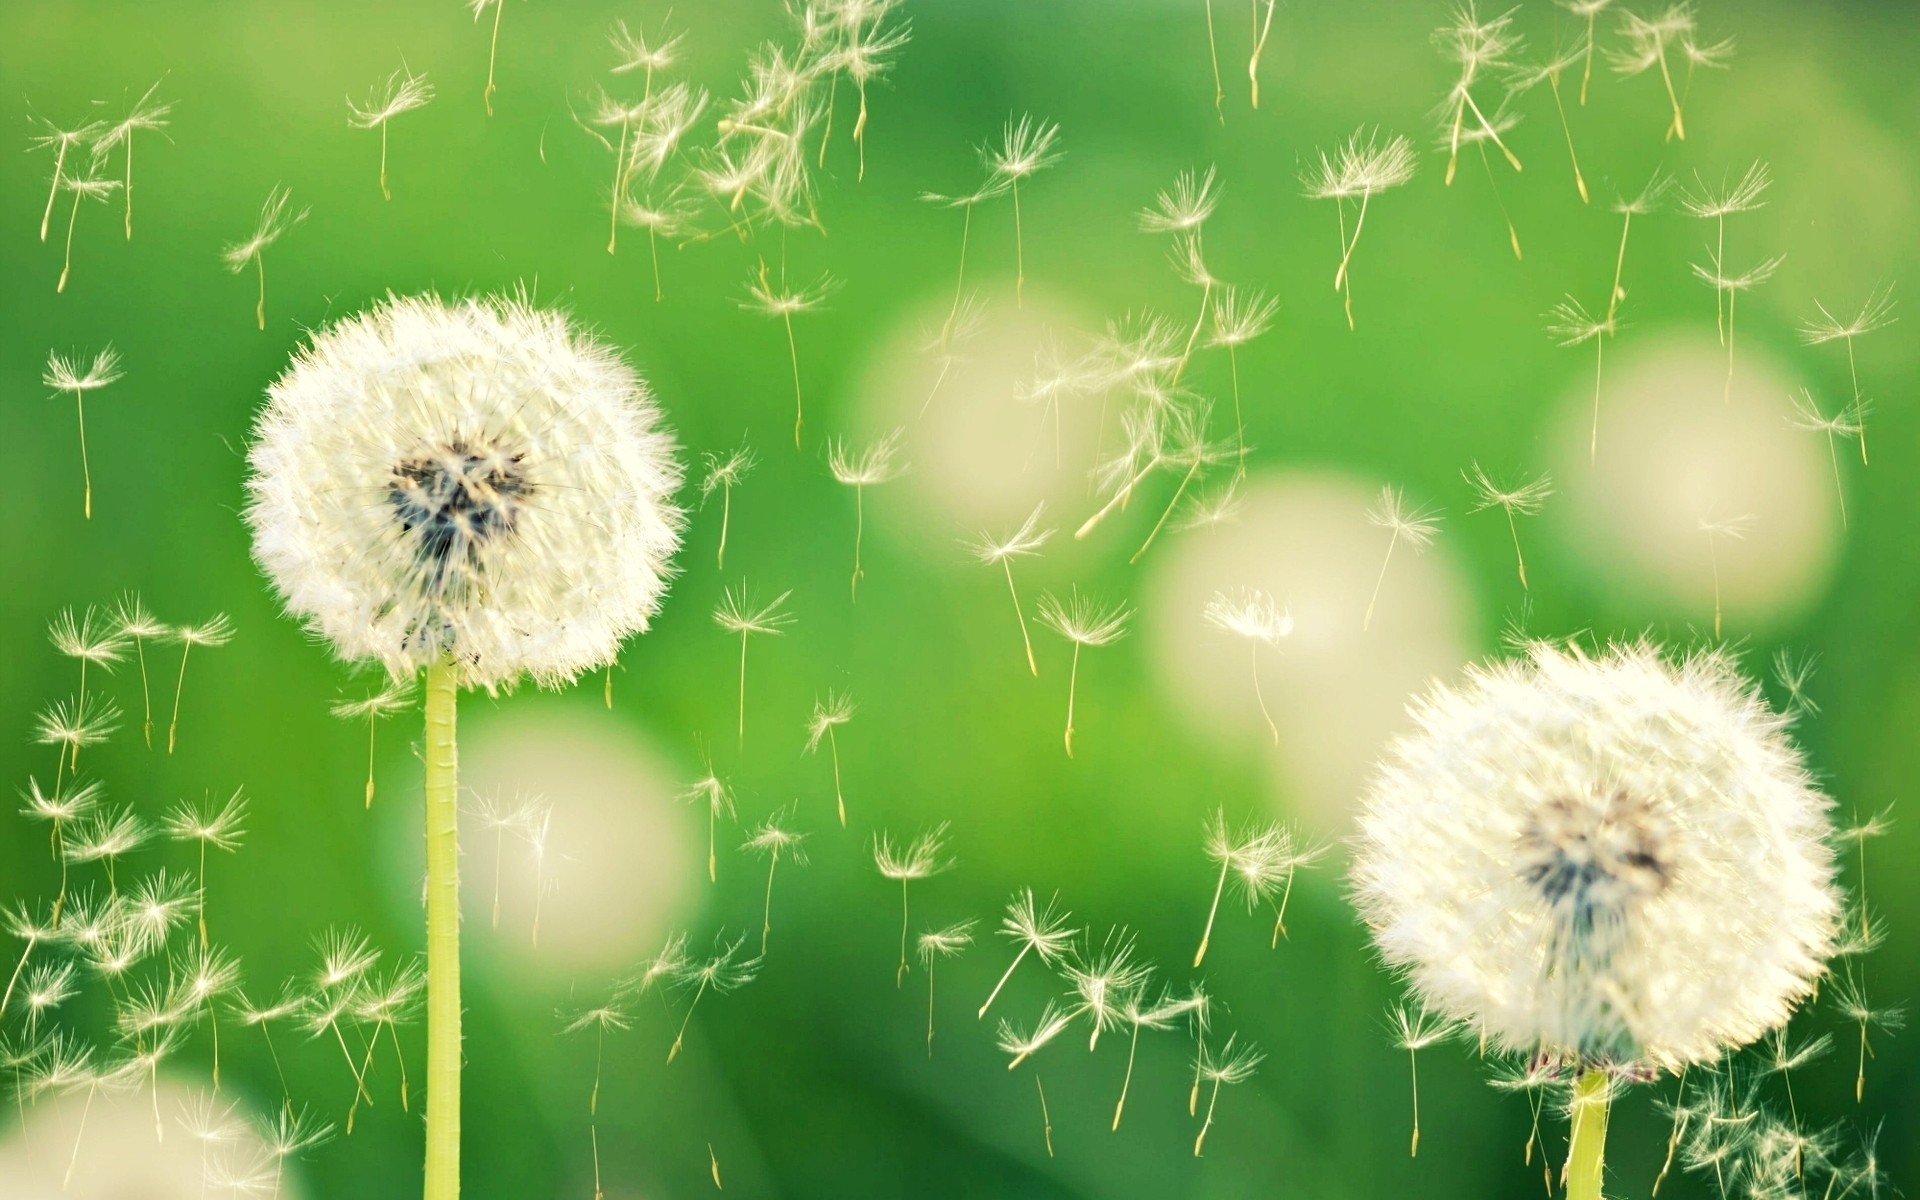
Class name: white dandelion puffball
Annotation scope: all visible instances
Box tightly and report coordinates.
[247,293,683,688]
[1351,641,1840,1069]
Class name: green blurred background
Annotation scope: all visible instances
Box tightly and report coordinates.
[3,0,1917,1196]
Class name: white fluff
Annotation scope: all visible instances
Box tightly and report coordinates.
[246,292,683,690]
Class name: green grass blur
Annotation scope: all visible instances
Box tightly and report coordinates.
[2,0,1917,1196]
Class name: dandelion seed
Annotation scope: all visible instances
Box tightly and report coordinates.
[28,112,104,243]
[1034,590,1132,758]
[1771,649,1820,720]
[1543,297,1617,467]
[562,993,631,1200]
[1362,486,1442,631]
[1696,513,1753,641]
[743,266,836,446]
[1606,169,1671,323]
[978,890,1075,1020]
[348,68,434,200]
[677,761,735,887]
[917,291,988,416]
[1110,987,1180,1130]
[1192,1033,1262,1156]
[178,1090,246,1191]
[309,929,379,1111]
[1512,40,1591,203]
[804,691,856,826]
[1682,162,1771,350]
[92,79,171,240]
[1801,285,1895,465]
[1063,928,1151,1052]
[666,934,759,1064]
[1,901,60,1020]
[1555,0,1615,104]
[348,960,426,1120]
[917,920,975,1054]
[42,346,124,520]
[1191,809,1291,965]
[221,185,308,330]
[1391,1004,1458,1156]
[1129,406,1234,565]
[257,1106,334,1199]
[1206,287,1277,476]
[1490,1054,1559,1186]
[1449,109,1527,259]
[173,942,243,1090]
[1611,3,1730,142]
[1139,166,1221,236]
[35,697,119,801]
[112,593,168,747]
[1202,590,1292,745]
[1836,806,1890,949]
[620,189,699,301]
[817,1,910,181]
[828,430,907,601]
[874,824,954,987]
[164,614,232,755]
[162,788,247,949]
[699,445,756,570]
[1692,251,1783,405]
[330,683,415,808]
[517,798,556,949]
[1435,3,1525,187]
[49,605,127,728]
[997,1001,1073,1070]
[1786,390,1862,532]
[53,164,118,294]
[743,808,809,956]
[1465,464,1552,590]
[1302,129,1416,329]
[965,504,1053,676]
[714,584,793,750]
[985,115,1063,307]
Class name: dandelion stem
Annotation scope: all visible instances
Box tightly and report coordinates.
[783,310,804,448]
[1845,336,1868,465]
[827,727,846,827]
[896,879,910,988]
[1269,865,1296,946]
[1193,1077,1222,1156]
[133,632,152,747]
[717,484,732,570]
[1062,643,1081,758]
[1507,507,1529,590]
[760,853,778,956]
[925,958,937,1054]
[1194,859,1228,967]
[1408,1044,1422,1156]
[1565,1069,1611,1200]
[64,1084,96,1189]
[1002,560,1038,677]
[1227,345,1247,477]
[74,394,93,520]
[1012,179,1027,308]
[57,185,82,294]
[1036,1075,1055,1156]
[365,714,379,808]
[1725,286,1738,404]
[1463,89,1523,172]
[944,203,973,341]
[1578,14,1596,105]
[1112,1023,1141,1130]
[254,254,267,331]
[978,942,1030,1019]
[1548,72,1588,205]
[40,141,69,242]
[853,79,869,183]
[483,0,503,116]
[379,123,392,202]
[1652,1068,1689,1195]
[736,632,749,752]
[1363,531,1398,632]
[606,119,629,253]
[1203,0,1225,125]
[1824,427,1848,531]
[1333,189,1372,294]
[850,484,865,601]
[1248,0,1277,109]
[1607,211,1633,324]
[1655,44,1685,141]
[124,134,135,238]
[423,661,462,1200]
[1707,529,1725,640]
[1589,331,1605,465]
[1076,458,1159,540]
[667,975,709,1063]
[167,641,194,755]
[1129,457,1201,564]
[1250,644,1278,746]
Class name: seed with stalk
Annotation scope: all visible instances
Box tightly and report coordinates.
[52,165,119,294]
[1301,128,1417,330]
[562,994,631,1200]
[1435,3,1525,187]
[1787,391,1864,532]
[984,115,1064,307]
[874,823,954,987]
[350,960,426,1116]
[828,431,907,602]
[48,607,127,734]
[1836,806,1890,948]
[164,614,233,755]
[1464,463,1552,591]
[1447,109,1527,261]
[111,593,168,747]
[1191,1033,1263,1156]
[917,920,976,1055]
[1697,514,1753,640]
[1511,40,1591,203]
[920,181,1011,359]
[713,584,793,750]
[1546,296,1616,465]
[1692,251,1784,405]
[1362,487,1442,631]
[1063,927,1151,1052]
[997,1001,1073,1070]
[1034,590,1132,758]
[804,691,856,826]
[1682,162,1772,347]
[1831,969,1903,1104]
[220,185,308,331]
[1391,1004,1458,1156]
[1800,286,1896,466]
[1609,4,1732,142]
[1130,407,1235,565]
[699,444,756,570]
[978,890,1076,1020]
[1191,809,1295,966]
[42,346,124,520]
[1206,286,1277,477]
[28,112,104,242]
[817,2,910,182]
[1202,590,1292,745]
[1555,0,1614,104]
[743,808,809,956]
[1606,169,1672,324]
[35,698,119,801]
[161,789,247,950]
[964,504,1054,676]
[1201,0,1225,122]
[679,766,735,885]
[92,80,172,240]
[665,933,760,1064]
[330,683,415,808]
[1110,987,1179,1130]
[348,68,435,201]
[743,266,837,447]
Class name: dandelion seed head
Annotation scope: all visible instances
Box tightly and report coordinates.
[985,114,1062,183]
[742,809,808,863]
[996,1002,1072,1061]
[1352,640,1842,1069]
[221,185,307,272]
[828,429,907,487]
[1197,1032,1264,1084]
[329,681,415,722]
[47,605,127,671]
[873,822,953,882]
[916,919,976,964]
[162,788,249,850]
[1367,486,1443,549]
[700,445,756,498]
[713,584,793,637]
[1202,588,1292,646]
[43,346,124,395]
[348,68,435,128]
[967,502,1053,564]
[1464,463,1553,515]
[1800,285,1897,345]
[1546,296,1614,345]
[111,592,168,640]
[609,18,685,75]
[1035,588,1132,648]
[1302,128,1417,200]
[1613,168,1673,216]
[997,889,1076,963]
[1681,162,1772,220]
[247,292,684,690]
[171,614,235,649]
[804,691,855,752]
[1139,166,1220,235]
[1787,389,1865,437]
[1207,288,1278,349]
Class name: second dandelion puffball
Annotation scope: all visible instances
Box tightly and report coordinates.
[246,292,684,688]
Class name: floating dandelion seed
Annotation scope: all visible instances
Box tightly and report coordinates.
[28,112,104,243]
[221,185,308,330]
[874,823,954,987]
[37,697,119,801]
[93,79,171,240]
[52,163,118,294]
[1556,0,1615,104]
[1464,463,1552,590]
[1696,512,1752,639]
[978,889,1076,1020]
[1129,406,1234,565]
[1139,166,1221,236]
[111,593,168,747]
[985,114,1063,307]
[1192,1033,1262,1156]
[1034,590,1132,758]
[1191,809,1294,965]
[1391,1004,1458,1156]
[743,809,808,956]
[1448,108,1526,260]
[163,614,233,755]
[1606,168,1671,323]
[1611,3,1730,142]
[1,901,60,1020]
[1034,1075,1055,1155]
[1302,128,1416,329]
[331,682,415,808]
[1691,251,1783,405]
[1206,286,1277,476]
[666,934,759,1064]
[828,430,907,601]
[1352,641,1843,1200]
[348,67,435,201]
[1202,589,1292,745]
[743,266,836,447]
[699,444,756,570]
[1362,486,1442,631]
[917,290,988,416]
[257,1105,334,1200]
[1513,40,1591,203]
[162,788,247,949]
[620,189,699,302]
[562,993,631,1200]
[1836,806,1890,948]
[965,504,1054,676]
[1772,648,1820,720]
[1110,987,1180,1130]
[352,960,426,1114]
[248,292,683,1200]
[1682,161,1771,349]
[1063,927,1151,1052]
[1801,286,1895,466]
[680,765,734,886]
[1831,969,1903,1104]
[1787,391,1863,532]
[818,1,910,181]
[804,691,855,826]
[998,1001,1073,1070]
[42,346,124,519]
[48,606,127,732]
[921,179,1011,361]
[917,920,975,1054]
[1435,3,1525,187]
[1491,1053,1560,1186]
[714,584,793,750]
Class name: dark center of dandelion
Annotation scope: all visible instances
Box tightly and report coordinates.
[388,439,532,597]
[1516,788,1672,918]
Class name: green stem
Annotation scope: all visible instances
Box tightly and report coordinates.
[1566,1069,1611,1200]
[423,663,461,1200]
